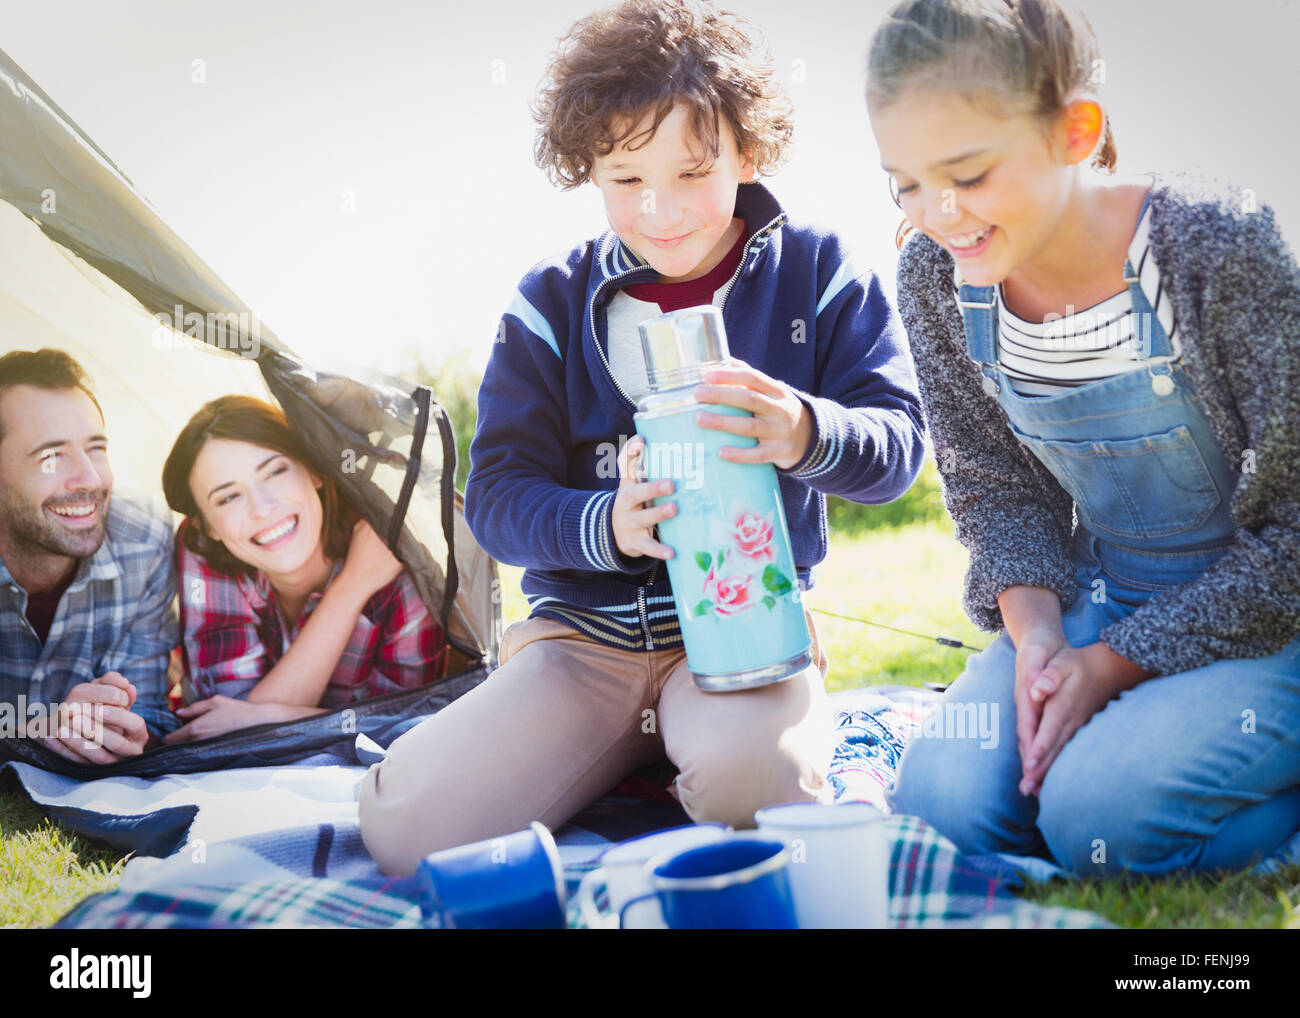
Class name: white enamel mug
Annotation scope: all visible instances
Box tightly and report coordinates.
[754,801,889,928]
[575,823,729,929]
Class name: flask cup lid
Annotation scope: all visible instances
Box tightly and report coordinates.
[637,305,730,391]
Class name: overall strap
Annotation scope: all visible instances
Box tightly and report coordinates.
[1122,254,1178,395]
[957,282,1001,397]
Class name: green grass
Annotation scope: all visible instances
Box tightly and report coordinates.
[1018,868,1300,929]
[0,777,127,928]
[5,509,1298,929]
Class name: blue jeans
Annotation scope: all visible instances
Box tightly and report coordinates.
[885,555,1300,875]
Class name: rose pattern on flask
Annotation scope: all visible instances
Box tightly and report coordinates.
[732,510,776,564]
[691,507,794,618]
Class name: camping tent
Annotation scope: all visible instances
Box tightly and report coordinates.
[0,47,500,777]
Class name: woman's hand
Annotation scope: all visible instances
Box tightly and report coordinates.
[165,695,275,743]
[337,519,405,603]
[693,359,814,471]
[164,696,326,744]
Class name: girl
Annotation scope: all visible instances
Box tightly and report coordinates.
[867,0,1300,875]
[160,395,449,742]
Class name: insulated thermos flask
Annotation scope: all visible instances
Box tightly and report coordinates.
[633,305,813,691]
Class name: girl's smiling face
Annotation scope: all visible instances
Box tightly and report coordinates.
[871,87,1076,286]
[189,438,325,580]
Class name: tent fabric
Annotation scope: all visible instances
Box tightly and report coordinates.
[0,47,500,775]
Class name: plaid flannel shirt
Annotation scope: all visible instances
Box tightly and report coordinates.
[177,529,448,707]
[0,492,180,739]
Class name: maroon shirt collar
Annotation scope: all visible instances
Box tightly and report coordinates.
[623,223,748,313]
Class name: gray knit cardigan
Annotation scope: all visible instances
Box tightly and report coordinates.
[895,171,1300,677]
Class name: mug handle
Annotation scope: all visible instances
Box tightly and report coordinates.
[617,891,661,930]
[575,869,618,930]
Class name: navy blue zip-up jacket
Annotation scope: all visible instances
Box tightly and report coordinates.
[465,181,926,651]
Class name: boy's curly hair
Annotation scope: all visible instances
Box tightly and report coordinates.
[533,0,794,189]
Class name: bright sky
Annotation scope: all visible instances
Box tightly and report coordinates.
[4,0,1298,379]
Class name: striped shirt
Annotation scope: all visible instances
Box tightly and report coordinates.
[954,199,1179,396]
[0,492,180,739]
[178,523,450,707]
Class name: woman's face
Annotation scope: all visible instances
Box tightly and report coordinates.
[188,438,325,578]
[870,87,1073,286]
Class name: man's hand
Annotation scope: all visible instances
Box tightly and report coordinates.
[32,672,148,765]
[611,435,676,562]
[693,359,814,471]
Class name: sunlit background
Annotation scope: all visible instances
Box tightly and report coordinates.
[5,0,1298,379]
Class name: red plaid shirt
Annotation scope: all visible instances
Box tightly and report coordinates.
[177,527,448,707]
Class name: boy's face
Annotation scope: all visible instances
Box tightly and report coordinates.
[590,102,757,284]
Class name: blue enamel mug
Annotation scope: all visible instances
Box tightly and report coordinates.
[618,833,797,929]
[416,821,567,929]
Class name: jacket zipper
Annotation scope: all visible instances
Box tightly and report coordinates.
[591,215,788,411]
[712,213,785,318]
[591,215,784,651]
[637,561,659,650]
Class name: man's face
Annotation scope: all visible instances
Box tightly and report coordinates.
[0,385,113,561]
[590,101,757,283]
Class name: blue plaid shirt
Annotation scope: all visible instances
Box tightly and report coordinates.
[0,492,180,739]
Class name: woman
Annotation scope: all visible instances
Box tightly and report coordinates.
[161,395,449,743]
[866,0,1300,875]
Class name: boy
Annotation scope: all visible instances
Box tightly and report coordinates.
[359,0,925,876]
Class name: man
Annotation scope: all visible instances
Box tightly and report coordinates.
[0,348,178,764]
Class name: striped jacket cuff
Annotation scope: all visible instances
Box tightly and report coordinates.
[560,490,649,573]
[783,392,850,485]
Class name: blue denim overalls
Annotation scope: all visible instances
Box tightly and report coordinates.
[886,194,1300,875]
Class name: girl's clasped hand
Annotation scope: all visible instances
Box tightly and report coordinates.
[1014,635,1148,796]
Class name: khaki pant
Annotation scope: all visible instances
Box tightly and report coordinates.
[358,609,836,876]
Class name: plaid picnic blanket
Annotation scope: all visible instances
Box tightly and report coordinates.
[54,813,1112,929]
[7,687,1113,929]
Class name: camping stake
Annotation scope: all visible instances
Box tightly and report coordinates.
[807,608,985,653]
